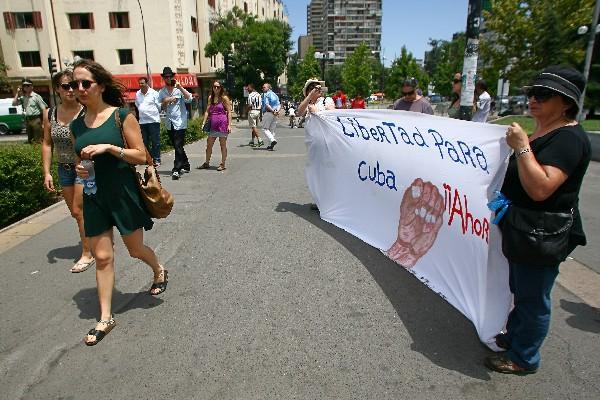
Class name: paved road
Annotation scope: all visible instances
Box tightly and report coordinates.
[0,133,26,142]
[1,118,599,399]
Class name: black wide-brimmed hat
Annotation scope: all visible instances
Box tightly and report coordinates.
[523,65,586,107]
[161,66,176,77]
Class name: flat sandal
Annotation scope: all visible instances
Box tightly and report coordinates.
[150,268,169,296]
[84,316,116,346]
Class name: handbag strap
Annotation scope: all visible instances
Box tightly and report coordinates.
[114,108,154,166]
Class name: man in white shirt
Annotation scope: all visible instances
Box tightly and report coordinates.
[472,80,492,123]
[246,83,263,147]
[135,76,162,166]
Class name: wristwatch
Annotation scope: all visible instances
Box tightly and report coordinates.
[515,147,531,158]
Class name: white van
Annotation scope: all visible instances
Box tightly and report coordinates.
[0,98,25,135]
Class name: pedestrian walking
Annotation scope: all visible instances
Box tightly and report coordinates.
[288,105,296,128]
[41,69,94,273]
[158,66,192,180]
[261,83,281,151]
[472,79,492,123]
[12,77,47,143]
[485,65,591,375]
[71,59,168,346]
[135,76,162,166]
[246,83,263,147]
[393,78,433,114]
[197,81,232,171]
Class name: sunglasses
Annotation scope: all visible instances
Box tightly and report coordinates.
[59,83,72,90]
[402,90,415,96]
[525,87,558,102]
[68,79,96,90]
[213,85,221,89]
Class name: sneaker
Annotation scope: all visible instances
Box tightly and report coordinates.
[154,162,161,168]
[267,140,277,151]
[257,141,264,147]
[181,168,190,174]
[172,171,180,180]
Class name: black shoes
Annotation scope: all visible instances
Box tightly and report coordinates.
[172,171,180,180]
[266,140,277,151]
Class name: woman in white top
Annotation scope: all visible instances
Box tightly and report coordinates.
[297,78,336,117]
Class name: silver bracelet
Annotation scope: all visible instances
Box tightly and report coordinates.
[515,147,531,158]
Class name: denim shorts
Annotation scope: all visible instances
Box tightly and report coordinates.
[57,163,83,187]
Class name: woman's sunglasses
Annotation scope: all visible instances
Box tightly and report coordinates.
[213,85,221,89]
[68,79,96,90]
[59,83,72,90]
[525,87,558,102]
[402,90,415,96]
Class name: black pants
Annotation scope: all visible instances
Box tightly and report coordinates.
[167,127,189,173]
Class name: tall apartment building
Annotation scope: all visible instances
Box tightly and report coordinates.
[306,0,381,65]
[0,0,287,108]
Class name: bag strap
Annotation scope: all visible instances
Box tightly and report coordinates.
[114,108,153,166]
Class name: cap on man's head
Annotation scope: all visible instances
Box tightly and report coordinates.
[161,66,176,77]
[402,77,418,88]
[22,78,33,85]
[523,65,586,107]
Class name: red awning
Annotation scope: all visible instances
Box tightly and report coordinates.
[114,73,198,90]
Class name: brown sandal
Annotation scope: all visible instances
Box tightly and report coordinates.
[217,164,226,171]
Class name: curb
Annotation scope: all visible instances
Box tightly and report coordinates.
[0,199,66,235]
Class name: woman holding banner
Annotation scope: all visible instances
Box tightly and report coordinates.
[486,65,591,375]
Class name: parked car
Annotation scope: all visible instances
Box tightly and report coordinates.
[0,98,24,135]
[509,95,529,115]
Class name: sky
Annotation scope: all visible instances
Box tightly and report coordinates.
[284,0,469,66]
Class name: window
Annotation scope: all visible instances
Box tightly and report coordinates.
[73,50,94,60]
[118,49,133,65]
[3,12,42,29]
[191,16,197,33]
[68,13,94,29]
[19,51,42,67]
[109,12,129,28]
[244,2,248,13]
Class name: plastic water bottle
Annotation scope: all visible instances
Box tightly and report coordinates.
[81,160,97,195]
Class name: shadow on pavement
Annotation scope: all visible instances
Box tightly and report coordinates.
[275,201,492,380]
[560,299,600,334]
[72,287,164,320]
[46,243,81,264]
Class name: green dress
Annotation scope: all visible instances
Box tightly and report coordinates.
[72,107,153,237]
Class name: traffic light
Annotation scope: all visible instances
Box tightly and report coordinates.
[48,56,57,75]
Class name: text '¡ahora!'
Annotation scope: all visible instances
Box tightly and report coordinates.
[336,117,490,175]
[443,182,489,243]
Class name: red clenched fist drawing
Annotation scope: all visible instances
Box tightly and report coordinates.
[386,178,444,268]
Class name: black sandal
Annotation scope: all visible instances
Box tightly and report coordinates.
[150,268,169,296]
[84,316,116,346]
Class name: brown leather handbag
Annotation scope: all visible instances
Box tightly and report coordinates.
[115,109,174,218]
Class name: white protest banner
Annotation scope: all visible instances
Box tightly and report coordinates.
[305,110,512,345]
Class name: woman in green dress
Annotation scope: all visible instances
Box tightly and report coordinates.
[71,59,168,346]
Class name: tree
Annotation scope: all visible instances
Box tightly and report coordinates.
[424,35,465,98]
[481,0,594,89]
[324,64,343,92]
[287,46,321,101]
[204,7,292,99]
[386,46,429,100]
[370,58,388,94]
[341,42,373,98]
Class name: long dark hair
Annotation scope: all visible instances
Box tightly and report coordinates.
[72,59,126,107]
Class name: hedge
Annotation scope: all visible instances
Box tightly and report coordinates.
[0,143,60,229]
[0,119,206,229]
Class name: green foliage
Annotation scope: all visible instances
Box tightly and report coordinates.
[341,43,373,98]
[424,35,465,98]
[387,46,429,99]
[0,144,59,228]
[288,46,321,101]
[481,0,594,89]
[371,58,388,93]
[204,6,292,100]
[325,64,343,92]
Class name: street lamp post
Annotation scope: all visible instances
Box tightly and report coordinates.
[578,0,600,121]
[459,0,482,121]
[314,51,335,80]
